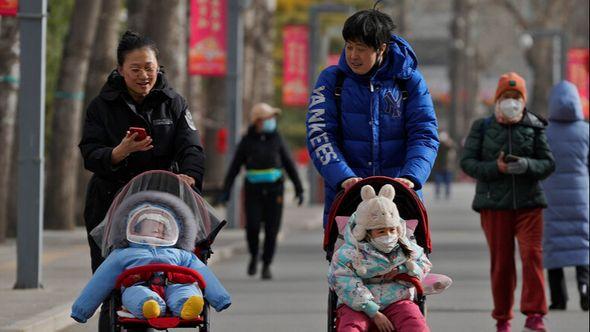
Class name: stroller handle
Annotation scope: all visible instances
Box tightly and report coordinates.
[115,263,206,290]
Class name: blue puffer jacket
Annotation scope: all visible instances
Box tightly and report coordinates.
[542,81,589,269]
[71,244,231,323]
[306,35,439,225]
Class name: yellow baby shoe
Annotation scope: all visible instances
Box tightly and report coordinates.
[180,296,204,320]
[142,299,161,319]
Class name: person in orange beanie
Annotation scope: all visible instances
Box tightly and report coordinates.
[460,72,555,332]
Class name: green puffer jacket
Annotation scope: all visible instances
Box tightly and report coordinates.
[460,111,555,211]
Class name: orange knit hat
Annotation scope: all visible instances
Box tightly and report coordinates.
[494,72,527,102]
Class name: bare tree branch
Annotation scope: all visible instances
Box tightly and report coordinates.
[500,0,530,29]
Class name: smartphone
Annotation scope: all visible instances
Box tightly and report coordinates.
[129,127,147,141]
[504,154,519,162]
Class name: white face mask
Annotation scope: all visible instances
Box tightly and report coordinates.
[498,98,524,120]
[370,234,398,253]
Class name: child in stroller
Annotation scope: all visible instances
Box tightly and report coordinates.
[71,171,231,330]
[328,184,432,331]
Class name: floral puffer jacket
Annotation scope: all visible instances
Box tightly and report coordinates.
[327,214,431,317]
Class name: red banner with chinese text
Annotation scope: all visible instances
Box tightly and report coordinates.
[189,0,227,76]
[282,25,309,107]
[567,48,589,119]
[0,0,18,16]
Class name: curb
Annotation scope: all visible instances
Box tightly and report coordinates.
[0,303,73,332]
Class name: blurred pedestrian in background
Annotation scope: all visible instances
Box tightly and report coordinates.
[460,72,555,332]
[78,31,205,331]
[432,130,456,200]
[219,102,304,280]
[541,81,589,312]
[306,8,439,226]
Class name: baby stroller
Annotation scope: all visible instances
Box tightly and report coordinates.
[323,176,433,331]
[92,170,226,331]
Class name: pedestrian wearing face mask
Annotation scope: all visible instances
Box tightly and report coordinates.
[219,102,304,280]
[328,184,432,332]
[460,72,555,332]
[541,81,589,312]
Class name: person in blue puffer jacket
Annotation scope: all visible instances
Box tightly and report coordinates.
[542,81,589,311]
[71,191,231,324]
[306,9,439,226]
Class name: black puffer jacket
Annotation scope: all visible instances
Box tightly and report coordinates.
[222,125,303,195]
[79,70,205,229]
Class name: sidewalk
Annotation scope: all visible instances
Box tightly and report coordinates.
[0,202,323,332]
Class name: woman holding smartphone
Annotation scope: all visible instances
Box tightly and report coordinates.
[78,31,204,332]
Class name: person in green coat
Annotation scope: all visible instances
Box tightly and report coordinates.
[460,72,555,332]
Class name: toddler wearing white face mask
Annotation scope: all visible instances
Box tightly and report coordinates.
[328,184,432,331]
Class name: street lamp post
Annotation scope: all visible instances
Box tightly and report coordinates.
[15,0,47,289]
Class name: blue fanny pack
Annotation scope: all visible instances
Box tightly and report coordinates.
[246,168,282,183]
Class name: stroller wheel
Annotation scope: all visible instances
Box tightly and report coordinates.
[327,289,338,332]
[199,303,210,332]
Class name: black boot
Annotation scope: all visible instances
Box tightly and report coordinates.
[580,284,589,311]
[247,257,258,276]
[261,264,272,280]
[548,268,568,310]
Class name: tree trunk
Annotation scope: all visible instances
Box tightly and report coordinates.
[126,0,149,33]
[525,39,553,116]
[461,0,478,136]
[202,77,227,192]
[448,0,466,142]
[75,0,122,225]
[144,0,187,96]
[45,0,102,230]
[0,16,19,242]
[243,0,276,115]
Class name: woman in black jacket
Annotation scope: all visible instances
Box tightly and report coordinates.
[220,103,304,280]
[79,31,205,331]
[79,31,205,271]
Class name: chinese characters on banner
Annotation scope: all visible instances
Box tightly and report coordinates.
[567,48,590,119]
[0,0,18,16]
[189,0,227,76]
[282,25,309,107]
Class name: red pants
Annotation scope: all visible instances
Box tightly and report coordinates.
[480,208,548,321]
[336,300,429,332]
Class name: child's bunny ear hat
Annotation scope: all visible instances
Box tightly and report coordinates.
[352,184,402,241]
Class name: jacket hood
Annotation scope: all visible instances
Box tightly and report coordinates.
[109,191,198,252]
[338,34,418,82]
[520,110,548,129]
[548,81,584,122]
[98,69,178,101]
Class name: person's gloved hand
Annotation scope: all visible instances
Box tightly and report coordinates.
[295,190,304,206]
[506,156,528,174]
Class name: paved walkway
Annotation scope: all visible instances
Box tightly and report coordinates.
[0,199,321,332]
[1,183,588,332]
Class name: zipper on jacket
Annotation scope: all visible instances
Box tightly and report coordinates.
[508,126,516,209]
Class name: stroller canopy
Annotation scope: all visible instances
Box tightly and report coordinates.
[324,176,431,257]
[92,170,225,257]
